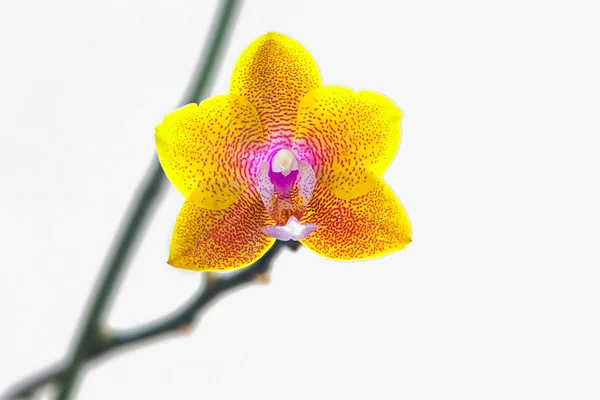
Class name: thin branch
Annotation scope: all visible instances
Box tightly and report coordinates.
[2,242,299,400]
[1,365,65,400]
[91,242,297,356]
[2,1,242,400]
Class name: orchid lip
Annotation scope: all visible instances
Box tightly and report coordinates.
[263,216,319,241]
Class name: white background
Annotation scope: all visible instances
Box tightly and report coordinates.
[1,0,599,399]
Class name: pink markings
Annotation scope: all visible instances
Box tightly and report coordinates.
[297,160,316,207]
[256,161,275,216]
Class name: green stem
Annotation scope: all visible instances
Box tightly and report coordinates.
[55,1,241,399]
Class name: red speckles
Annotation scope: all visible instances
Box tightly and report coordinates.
[155,95,270,210]
[169,186,275,271]
[294,86,403,200]
[230,32,322,145]
[300,180,411,260]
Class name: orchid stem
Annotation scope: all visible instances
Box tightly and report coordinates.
[2,242,301,400]
[46,1,241,399]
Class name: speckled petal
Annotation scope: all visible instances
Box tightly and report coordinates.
[294,86,403,200]
[300,180,411,260]
[155,95,268,210]
[168,186,275,271]
[230,32,322,147]
[255,161,275,216]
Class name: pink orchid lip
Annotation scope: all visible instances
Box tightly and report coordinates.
[263,216,319,241]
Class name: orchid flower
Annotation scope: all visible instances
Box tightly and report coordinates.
[155,32,412,271]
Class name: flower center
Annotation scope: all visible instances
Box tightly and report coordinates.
[255,148,318,239]
[268,149,299,196]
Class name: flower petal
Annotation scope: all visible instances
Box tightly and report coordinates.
[255,161,275,216]
[230,32,322,146]
[155,95,268,210]
[297,160,316,207]
[294,86,403,200]
[300,180,411,260]
[168,186,275,271]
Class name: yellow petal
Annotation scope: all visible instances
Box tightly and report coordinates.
[294,86,403,200]
[155,95,268,210]
[230,32,322,146]
[168,186,276,271]
[300,180,411,260]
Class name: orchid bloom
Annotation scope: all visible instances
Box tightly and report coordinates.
[155,32,411,271]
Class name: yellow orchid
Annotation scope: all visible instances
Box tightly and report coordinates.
[155,32,411,271]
